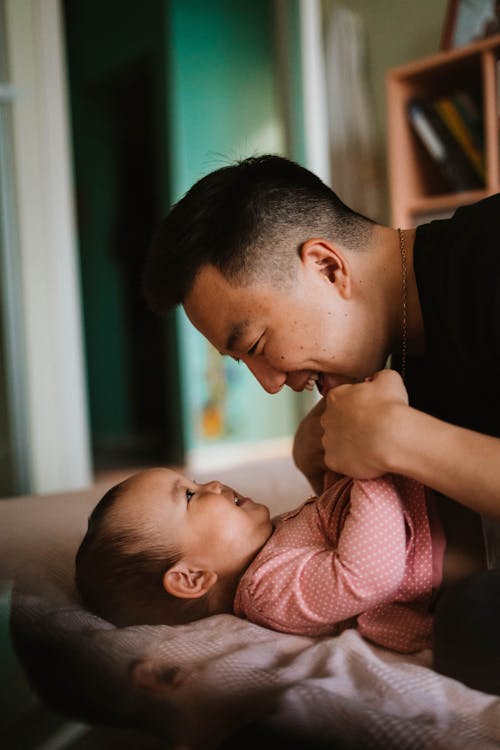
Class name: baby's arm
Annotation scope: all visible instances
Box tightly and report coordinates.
[241,475,408,635]
[324,477,408,615]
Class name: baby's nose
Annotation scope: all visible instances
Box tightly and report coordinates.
[204,480,223,493]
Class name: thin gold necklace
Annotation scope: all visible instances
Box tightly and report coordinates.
[398,228,407,383]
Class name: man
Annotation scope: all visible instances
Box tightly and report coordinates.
[143,155,500,691]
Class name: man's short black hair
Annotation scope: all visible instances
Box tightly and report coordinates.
[143,154,374,313]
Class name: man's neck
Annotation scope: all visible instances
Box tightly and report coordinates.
[402,227,425,355]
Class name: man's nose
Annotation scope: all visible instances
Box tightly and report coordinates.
[242,355,286,394]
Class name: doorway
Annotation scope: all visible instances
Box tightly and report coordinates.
[64,0,183,473]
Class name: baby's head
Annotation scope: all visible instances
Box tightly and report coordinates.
[75,468,273,627]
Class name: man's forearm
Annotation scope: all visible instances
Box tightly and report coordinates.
[385,404,500,519]
[321,370,500,517]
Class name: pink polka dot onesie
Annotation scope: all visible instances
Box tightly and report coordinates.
[233,474,445,653]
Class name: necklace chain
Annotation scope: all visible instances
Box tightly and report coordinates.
[398,228,407,383]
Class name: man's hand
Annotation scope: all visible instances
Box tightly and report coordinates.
[318,368,500,519]
[320,369,409,479]
[292,398,327,495]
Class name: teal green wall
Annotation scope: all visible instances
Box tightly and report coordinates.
[168,0,285,197]
[168,0,303,452]
[66,0,307,461]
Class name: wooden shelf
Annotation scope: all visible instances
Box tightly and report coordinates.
[408,188,489,220]
[387,33,500,227]
[390,32,500,78]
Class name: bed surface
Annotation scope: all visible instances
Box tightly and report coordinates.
[2,457,500,749]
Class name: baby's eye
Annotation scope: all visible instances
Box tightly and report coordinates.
[186,489,195,503]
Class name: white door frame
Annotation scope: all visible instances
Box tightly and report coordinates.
[4,0,91,493]
[299,0,331,185]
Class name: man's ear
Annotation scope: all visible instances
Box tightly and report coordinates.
[299,238,351,297]
[163,562,218,600]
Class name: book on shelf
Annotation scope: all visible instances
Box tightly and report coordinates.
[451,91,484,152]
[407,95,484,192]
[434,94,485,182]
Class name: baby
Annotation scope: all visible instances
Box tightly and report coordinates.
[75,468,446,654]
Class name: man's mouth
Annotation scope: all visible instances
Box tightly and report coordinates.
[299,372,325,394]
[304,373,319,391]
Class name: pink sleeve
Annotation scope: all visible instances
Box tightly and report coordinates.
[241,476,407,635]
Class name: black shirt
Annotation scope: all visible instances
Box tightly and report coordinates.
[408,194,500,439]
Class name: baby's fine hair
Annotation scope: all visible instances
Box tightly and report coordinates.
[75,483,210,627]
[143,154,375,313]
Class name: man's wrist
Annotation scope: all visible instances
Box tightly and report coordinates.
[378,401,413,475]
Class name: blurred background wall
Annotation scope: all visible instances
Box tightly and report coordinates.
[0,0,448,497]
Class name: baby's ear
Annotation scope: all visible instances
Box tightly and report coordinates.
[163,562,218,599]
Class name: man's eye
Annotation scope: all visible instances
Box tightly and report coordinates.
[186,489,195,503]
[247,338,260,356]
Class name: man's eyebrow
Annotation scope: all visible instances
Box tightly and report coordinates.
[225,320,250,352]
